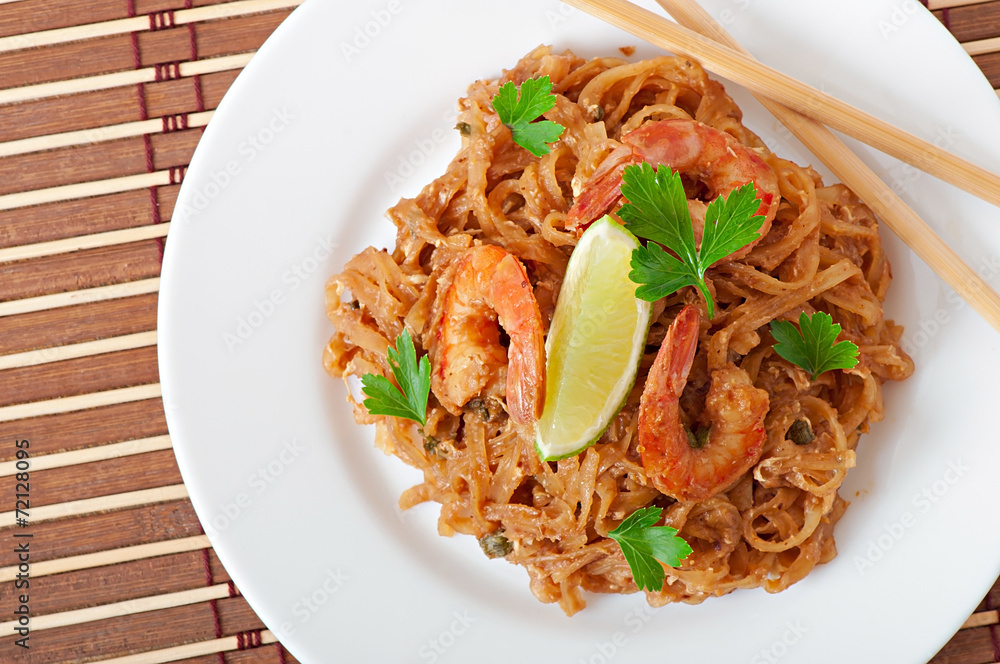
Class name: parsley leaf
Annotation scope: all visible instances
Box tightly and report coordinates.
[608,506,693,593]
[620,163,766,318]
[700,182,768,267]
[769,311,860,380]
[360,329,430,426]
[492,76,565,157]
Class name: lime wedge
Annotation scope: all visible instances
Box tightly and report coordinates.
[535,216,651,461]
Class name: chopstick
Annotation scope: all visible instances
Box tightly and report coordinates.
[647,0,1000,333]
[560,0,1000,211]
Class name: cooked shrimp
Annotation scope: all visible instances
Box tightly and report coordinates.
[426,244,545,427]
[638,305,769,502]
[567,119,780,261]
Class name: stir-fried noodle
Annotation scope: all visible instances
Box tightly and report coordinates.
[323,46,914,615]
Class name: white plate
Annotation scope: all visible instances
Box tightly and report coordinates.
[158,1,1000,662]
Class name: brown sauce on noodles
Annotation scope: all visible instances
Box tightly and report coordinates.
[322,46,914,615]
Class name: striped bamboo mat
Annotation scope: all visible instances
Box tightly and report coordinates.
[0,1,997,662]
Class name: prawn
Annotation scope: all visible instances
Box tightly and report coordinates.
[638,305,769,502]
[427,244,545,428]
[568,119,780,262]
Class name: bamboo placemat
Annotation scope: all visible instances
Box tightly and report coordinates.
[0,1,997,662]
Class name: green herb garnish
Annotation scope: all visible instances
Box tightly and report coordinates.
[491,75,565,157]
[608,506,693,592]
[360,329,430,426]
[621,163,765,318]
[769,311,860,380]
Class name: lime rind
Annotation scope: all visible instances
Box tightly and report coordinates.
[534,216,652,461]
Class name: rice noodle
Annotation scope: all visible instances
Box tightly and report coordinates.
[323,46,913,615]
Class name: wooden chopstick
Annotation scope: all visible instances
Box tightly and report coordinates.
[560,0,1000,210]
[647,0,1000,333]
